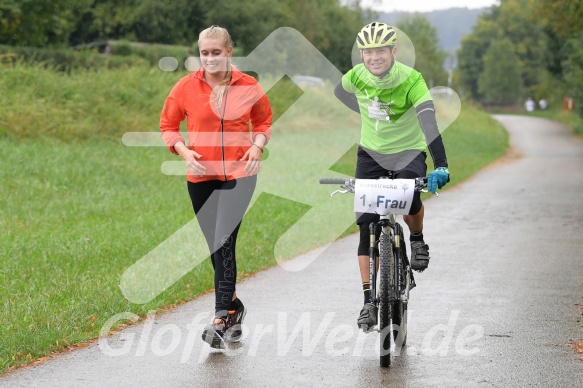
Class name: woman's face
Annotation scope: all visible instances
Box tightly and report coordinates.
[360,46,396,76]
[199,37,232,75]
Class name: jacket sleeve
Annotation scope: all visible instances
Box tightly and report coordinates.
[334,79,360,114]
[160,80,186,155]
[250,85,272,145]
[416,100,448,167]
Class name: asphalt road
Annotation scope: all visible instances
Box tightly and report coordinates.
[2,115,582,387]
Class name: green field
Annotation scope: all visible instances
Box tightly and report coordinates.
[0,63,508,373]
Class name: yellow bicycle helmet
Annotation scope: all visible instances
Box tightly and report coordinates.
[356,22,397,49]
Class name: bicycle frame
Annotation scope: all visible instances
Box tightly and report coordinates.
[366,172,413,308]
[319,174,428,367]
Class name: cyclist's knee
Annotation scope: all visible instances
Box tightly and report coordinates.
[408,198,423,216]
[358,223,369,256]
[357,222,381,256]
[395,170,424,215]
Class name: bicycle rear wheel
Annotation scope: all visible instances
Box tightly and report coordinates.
[378,232,394,368]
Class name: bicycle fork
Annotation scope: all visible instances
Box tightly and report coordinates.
[392,223,403,302]
[369,222,378,305]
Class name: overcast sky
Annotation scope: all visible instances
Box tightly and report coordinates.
[360,0,499,13]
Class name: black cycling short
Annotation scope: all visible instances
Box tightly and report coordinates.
[355,145,427,224]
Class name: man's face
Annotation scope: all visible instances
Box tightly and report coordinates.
[360,46,396,76]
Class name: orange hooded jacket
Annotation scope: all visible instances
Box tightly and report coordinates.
[160,67,272,183]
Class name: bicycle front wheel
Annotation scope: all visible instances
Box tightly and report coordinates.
[392,227,409,348]
[378,232,394,368]
[392,301,407,348]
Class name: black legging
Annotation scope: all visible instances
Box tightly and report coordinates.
[187,176,257,313]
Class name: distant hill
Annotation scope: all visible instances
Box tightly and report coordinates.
[378,7,490,54]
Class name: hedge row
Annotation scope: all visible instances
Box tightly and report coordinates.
[0,45,149,72]
[103,40,194,67]
[0,42,198,72]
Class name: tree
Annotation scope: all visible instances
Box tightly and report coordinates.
[304,0,366,72]
[0,0,365,74]
[203,0,288,54]
[529,0,583,113]
[529,0,583,39]
[203,0,365,73]
[69,0,206,46]
[457,19,503,100]
[562,32,583,116]
[478,38,523,104]
[456,0,546,102]
[0,0,20,40]
[496,0,545,90]
[0,0,92,47]
[396,14,448,87]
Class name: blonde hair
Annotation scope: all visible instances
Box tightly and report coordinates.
[199,25,233,110]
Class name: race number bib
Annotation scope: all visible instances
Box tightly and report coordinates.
[354,179,415,215]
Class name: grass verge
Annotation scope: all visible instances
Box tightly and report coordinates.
[487,106,583,137]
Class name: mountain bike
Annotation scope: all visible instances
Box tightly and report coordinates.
[320,174,429,367]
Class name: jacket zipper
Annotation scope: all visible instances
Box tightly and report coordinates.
[218,87,229,180]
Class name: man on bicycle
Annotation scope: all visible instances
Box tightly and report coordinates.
[334,22,450,331]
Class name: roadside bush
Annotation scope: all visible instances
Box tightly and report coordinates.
[0,45,148,72]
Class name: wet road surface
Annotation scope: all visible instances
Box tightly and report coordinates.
[2,115,582,387]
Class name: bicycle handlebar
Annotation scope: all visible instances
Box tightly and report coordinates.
[319,176,430,194]
[319,178,352,185]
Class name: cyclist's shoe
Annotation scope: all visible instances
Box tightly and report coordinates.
[202,317,227,349]
[224,304,247,343]
[357,303,378,332]
[410,241,430,272]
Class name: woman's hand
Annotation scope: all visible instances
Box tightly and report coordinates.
[240,144,263,175]
[183,149,206,178]
[175,142,206,178]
